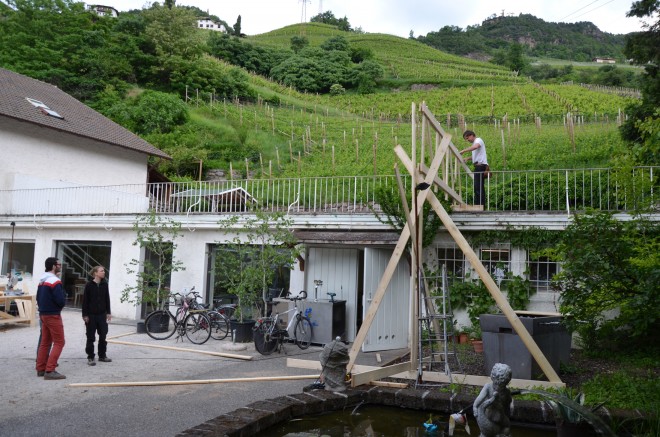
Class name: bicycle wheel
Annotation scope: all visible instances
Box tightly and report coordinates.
[294,316,313,349]
[184,313,211,344]
[253,319,278,355]
[144,310,176,340]
[207,310,229,340]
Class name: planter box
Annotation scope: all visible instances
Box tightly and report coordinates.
[480,314,571,380]
[230,319,256,343]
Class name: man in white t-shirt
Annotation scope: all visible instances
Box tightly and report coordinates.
[460,130,488,206]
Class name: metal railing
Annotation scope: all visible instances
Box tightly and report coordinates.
[1,167,656,216]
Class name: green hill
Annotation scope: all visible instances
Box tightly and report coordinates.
[417,14,626,62]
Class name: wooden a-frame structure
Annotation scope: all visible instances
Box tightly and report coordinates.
[341,103,565,389]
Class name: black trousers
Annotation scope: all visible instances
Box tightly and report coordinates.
[85,313,108,359]
[474,164,487,206]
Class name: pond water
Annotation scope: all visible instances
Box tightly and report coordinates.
[261,404,556,437]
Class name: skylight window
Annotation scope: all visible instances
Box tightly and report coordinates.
[26,97,64,119]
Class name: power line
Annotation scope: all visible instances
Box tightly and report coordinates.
[572,0,617,20]
[560,0,602,20]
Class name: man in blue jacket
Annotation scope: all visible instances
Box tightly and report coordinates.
[36,257,66,380]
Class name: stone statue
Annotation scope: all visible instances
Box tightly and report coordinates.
[473,363,513,437]
[319,337,349,392]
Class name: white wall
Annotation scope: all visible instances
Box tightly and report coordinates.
[0,118,149,191]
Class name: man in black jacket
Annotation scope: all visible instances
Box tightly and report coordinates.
[82,266,112,366]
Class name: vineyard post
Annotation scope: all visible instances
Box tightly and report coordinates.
[245,158,249,179]
[332,145,335,174]
[255,110,258,131]
[501,129,507,169]
[224,98,226,117]
[355,139,359,162]
[271,113,275,134]
[259,153,264,177]
[269,161,272,179]
[344,130,346,144]
[298,151,301,175]
[239,103,243,126]
[229,162,233,182]
[276,148,280,170]
[291,121,294,142]
[289,141,293,163]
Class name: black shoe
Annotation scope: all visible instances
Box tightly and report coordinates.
[44,371,66,380]
[98,357,112,363]
[88,358,96,366]
[37,370,45,377]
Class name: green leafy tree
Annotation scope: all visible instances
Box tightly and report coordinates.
[120,212,185,314]
[233,14,241,36]
[310,10,352,31]
[621,0,660,165]
[215,212,301,322]
[290,35,309,53]
[553,211,660,351]
[506,42,528,73]
[143,4,204,60]
[129,90,189,135]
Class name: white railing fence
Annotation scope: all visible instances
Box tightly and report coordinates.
[1,167,656,216]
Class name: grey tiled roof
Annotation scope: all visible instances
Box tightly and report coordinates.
[0,68,171,159]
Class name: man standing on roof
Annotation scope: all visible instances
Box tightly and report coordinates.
[460,130,489,206]
[36,257,66,380]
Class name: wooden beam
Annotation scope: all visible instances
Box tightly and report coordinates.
[107,331,137,340]
[347,138,449,373]
[107,339,253,361]
[420,104,472,174]
[351,362,411,387]
[424,191,562,383]
[69,374,318,388]
[370,380,408,388]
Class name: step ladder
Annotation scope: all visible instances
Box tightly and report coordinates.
[416,265,463,387]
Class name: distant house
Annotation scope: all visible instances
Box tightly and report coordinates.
[592,57,616,64]
[86,4,119,17]
[197,18,227,32]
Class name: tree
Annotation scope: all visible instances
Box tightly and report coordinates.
[233,15,241,36]
[553,211,659,351]
[120,212,185,315]
[621,0,660,165]
[506,42,528,73]
[290,35,309,53]
[215,212,301,322]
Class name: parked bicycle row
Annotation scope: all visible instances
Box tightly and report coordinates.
[143,287,314,354]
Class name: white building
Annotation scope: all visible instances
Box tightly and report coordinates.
[197,18,227,32]
[1,67,655,353]
[86,4,119,18]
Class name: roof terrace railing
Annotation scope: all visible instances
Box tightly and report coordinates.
[0,167,656,217]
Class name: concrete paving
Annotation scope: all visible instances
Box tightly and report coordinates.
[0,308,408,437]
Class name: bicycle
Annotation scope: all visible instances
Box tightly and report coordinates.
[186,290,231,341]
[144,287,212,344]
[252,290,313,355]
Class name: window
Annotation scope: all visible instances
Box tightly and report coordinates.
[56,241,112,307]
[436,246,465,283]
[206,244,291,304]
[2,241,35,283]
[480,245,510,285]
[528,254,559,291]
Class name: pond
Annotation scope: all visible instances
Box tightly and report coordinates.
[261,404,556,437]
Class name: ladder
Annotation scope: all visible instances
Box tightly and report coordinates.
[416,265,463,387]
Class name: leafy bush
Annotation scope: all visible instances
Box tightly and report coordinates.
[553,211,660,351]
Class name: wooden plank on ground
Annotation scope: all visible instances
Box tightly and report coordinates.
[69,374,318,388]
[107,339,252,360]
[350,362,411,387]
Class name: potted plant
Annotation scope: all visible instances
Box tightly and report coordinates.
[544,389,610,437]
[215,211,300,342]
[465,324,483,352]
[120,212,185,331]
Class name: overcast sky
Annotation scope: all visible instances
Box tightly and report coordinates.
[107,0,650,36]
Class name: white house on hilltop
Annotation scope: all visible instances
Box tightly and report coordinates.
[86,4,119,17]
[197,18,227,32]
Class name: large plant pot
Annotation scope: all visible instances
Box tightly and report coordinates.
[230,319,256,343]
[471,339,484,353]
